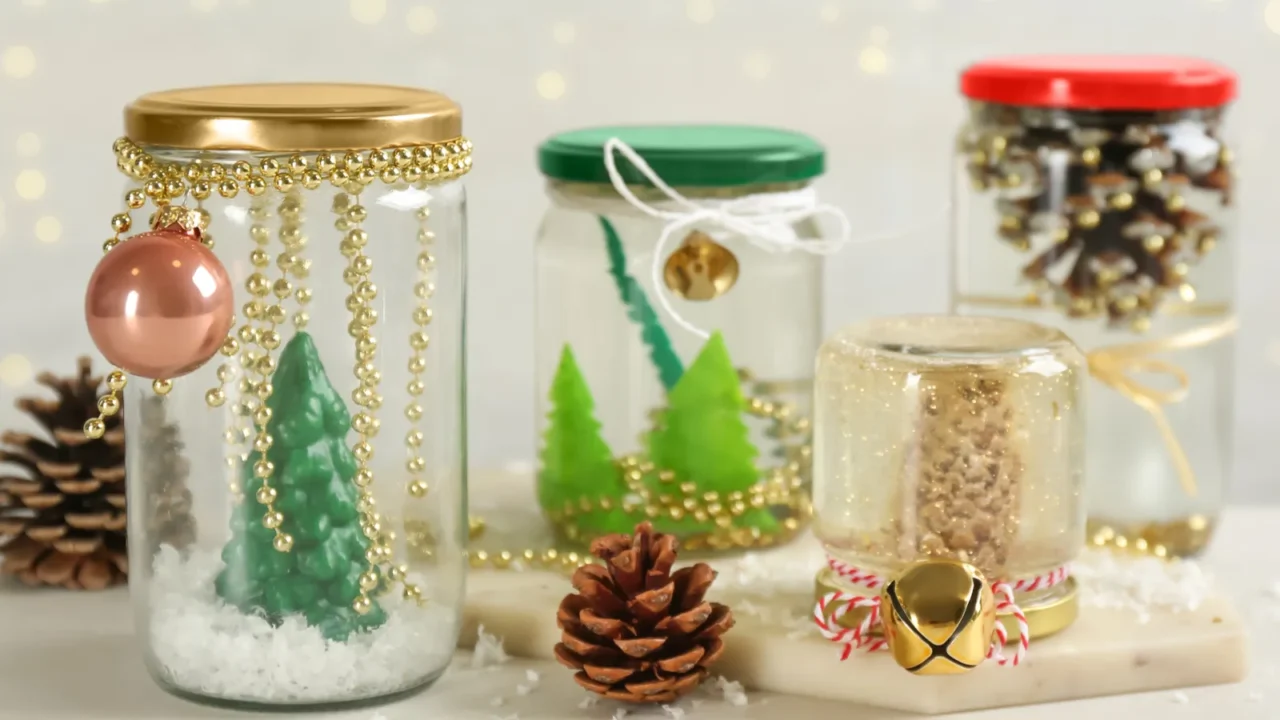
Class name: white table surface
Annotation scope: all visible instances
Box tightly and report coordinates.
[1,506,1276,720]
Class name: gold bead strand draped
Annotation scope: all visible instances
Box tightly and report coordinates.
[82,174,146,439]
[405,202,435,501]
[334,187,392,615]
[242,188,293,554]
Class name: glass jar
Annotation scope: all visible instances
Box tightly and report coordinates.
[534,126,834,551]
[952,57,1238,556]
[813,315,1085,626]
[93,84,470,708]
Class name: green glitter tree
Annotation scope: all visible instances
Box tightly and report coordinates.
[537,345,634,535]
[647,332,777,534]
[214,331,387,642]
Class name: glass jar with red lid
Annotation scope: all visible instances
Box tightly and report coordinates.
[951,56,1238,557]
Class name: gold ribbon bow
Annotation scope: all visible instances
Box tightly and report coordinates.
[1085,316,1239,498]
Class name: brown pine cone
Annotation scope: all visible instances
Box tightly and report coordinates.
[553,522,734,704]
[0,358,196,589]
[0,358,127,589]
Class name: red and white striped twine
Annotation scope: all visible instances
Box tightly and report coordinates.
[813,556,1070,668]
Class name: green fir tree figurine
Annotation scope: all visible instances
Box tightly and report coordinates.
[215,331,387,642]
[647,332,778,534]
[538,345,634,535]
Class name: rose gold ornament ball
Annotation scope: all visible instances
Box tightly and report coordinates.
[85,229,235,380]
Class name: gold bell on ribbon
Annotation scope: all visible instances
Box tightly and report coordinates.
[880,559,997,675]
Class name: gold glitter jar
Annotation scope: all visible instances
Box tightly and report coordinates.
[105,84,470,708]
[812,315,1086,629]
[952,57,1238,556]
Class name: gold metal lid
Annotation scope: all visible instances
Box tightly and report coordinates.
[124,83,462,152]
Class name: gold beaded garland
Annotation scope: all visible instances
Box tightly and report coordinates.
[445,371,814,572]
[405,204,435,501]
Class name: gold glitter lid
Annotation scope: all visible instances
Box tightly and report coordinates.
[124,83,462,152]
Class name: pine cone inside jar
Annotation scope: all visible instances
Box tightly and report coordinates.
[553,522,734,704]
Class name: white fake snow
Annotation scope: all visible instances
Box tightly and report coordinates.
[1073,548,1212,623]
[148,545,456,704]
[472,624,510,668]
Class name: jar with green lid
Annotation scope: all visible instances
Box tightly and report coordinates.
[534,125,847,552]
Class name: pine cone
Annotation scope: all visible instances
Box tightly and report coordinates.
[135,395,196,558]
[0,358,127,589]
[0,358,196,589]
[553,522,734,704]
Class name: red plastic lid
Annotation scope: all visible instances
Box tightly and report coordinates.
[960,56,1237,110]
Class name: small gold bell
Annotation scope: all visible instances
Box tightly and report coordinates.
[880,559,996,675]
[662,231,739,301]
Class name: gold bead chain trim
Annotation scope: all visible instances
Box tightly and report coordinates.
[112,136,473,201]
[334,190,387,614]
[238,191,295,553]
[451,372,814,570]
[405,204,435,500]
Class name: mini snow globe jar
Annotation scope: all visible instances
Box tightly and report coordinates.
[534,126,846,552]
[953,56,1238,556]
[81,84,471,708]
[811,316,1086,672]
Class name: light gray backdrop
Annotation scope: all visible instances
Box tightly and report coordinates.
[0,0,1274,500]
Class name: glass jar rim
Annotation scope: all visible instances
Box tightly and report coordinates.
[826,315,1082,365]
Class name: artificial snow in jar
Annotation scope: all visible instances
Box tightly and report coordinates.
[83,84,470,708]
[952,56,1238,556]
[534,126,850,552]
[811,316,1085,672]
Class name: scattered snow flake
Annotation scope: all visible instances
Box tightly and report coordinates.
[472,625,510,668]
[1171,690,1190,704]
[715,676,749,707]
[578,695,600,709]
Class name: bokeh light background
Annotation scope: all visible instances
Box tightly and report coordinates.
[0,0,1274,500]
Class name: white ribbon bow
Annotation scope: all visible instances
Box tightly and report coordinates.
[603,137,854,339]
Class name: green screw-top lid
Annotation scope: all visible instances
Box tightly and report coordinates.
[537,125,826,188]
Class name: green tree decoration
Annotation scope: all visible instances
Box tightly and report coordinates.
[538,345,635,535]
[600,217,684,391]
[214,331,387,642]
[647,332,778,534]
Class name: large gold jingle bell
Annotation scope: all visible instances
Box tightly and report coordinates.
[880,559,998,675]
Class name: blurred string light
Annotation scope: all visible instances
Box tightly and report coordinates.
[859,47,889,75]
[686,0,715,23]
[2,46,36,79]
[820,2,841,23]
[15,170,45,201]
[860,22,890,76]
[351,0,386,24]
[0,355,33,388]
[1265,0,1280,33]
[537,71,566,100]
[407,5,437,35]
[35,216,60,244]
